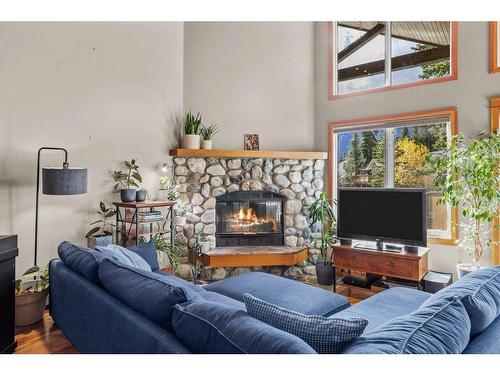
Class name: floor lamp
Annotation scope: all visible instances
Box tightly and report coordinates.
[35,147,88,266]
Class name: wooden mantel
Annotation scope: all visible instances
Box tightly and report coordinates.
[169,148,327,160]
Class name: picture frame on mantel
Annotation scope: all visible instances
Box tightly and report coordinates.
[244,134,260,151]
[490,21,500,74]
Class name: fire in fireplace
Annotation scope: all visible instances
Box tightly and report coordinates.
[215,191,284,246]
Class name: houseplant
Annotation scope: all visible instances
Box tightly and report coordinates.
[112,159,142,202]
[140,234,182,273]
[427,132,500,278]
[86,202,116,248]
[158,176,179,201]
[182,110,202,149]
[200,124,219,150]
[15,265,49,326]
[308,192,337,285]
[198,232,211,253]
[174,201,188,226]
[136,188,148,202]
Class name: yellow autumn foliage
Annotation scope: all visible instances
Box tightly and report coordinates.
[395,138,429,187]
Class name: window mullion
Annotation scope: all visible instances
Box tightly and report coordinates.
[385,21,392,87]
[385,128,395,188]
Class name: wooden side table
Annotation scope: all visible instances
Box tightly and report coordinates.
[113,201,176,246]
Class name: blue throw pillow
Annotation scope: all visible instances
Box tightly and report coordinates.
[172,300,316,354]
[57,241,108,285]
[95,244,151,272]
[128,240,159,271]
[243,293,367,354]
[421,266,500,336]
[98,258,199,331]
[343,298,471,354]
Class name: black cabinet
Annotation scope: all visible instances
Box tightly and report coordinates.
[0,235,18,354]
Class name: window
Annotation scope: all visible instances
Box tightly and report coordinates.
[329,108,458,243]
[491,97,500,264]
[490,22,500,74]
[329,22,458,98]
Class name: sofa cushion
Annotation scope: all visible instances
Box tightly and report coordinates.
[95,244,152,272]
[332,288,431,333]
[204,271,350,316]
[244,293,367,354]
[98,259,199,331]
[421,266,500,336]
[128,240,159,271]
[57,241,108,285]
[343,298,471,354]
[463,315,500,354]
[172,300,317,354]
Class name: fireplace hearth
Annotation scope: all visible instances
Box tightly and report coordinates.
[215,191,284,246]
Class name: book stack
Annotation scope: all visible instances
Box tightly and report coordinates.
[139,210,164,222]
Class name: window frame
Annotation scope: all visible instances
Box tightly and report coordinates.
[490,22,500,74]
[328,22,459,100]
[327,107,459,245]
[490,97,500,264]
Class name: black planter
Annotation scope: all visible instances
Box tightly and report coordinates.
[120,189,136,202]
[315,262,335,286]
[135,190,147,202]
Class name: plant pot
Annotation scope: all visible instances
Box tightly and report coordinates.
[120,188,136,202]
[315,262,335,286]
[15,289,48,327]
[136,190,147,202]
[175,216,186,226]
[181,134,200,150]
[456,263,479,279]
[201,139,213,150]
[87,235,112,249]
[200,241,211,254]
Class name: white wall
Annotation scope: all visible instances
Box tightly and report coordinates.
[0,22,184,275]
[314,22,500,275]
[184,22,315,151]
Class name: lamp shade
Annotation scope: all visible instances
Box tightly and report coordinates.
[42,167,88,195]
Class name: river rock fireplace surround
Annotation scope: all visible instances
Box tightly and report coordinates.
[170,149,327,281]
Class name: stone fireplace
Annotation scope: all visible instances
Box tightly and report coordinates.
[171,152,326,280]
[215,191,285,247]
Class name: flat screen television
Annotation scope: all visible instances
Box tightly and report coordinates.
[337,188,427,248]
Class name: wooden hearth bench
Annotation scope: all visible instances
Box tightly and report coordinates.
[190,246,308,268]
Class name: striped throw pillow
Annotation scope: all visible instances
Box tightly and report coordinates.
[244,293,368,354]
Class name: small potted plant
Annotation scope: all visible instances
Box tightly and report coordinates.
[136,188,148,202]
[200,124,219,150]
[15,265,49,326]
[141,234,182,274]
[112,159,142,202]
[181,110,202,149]
[308,192,337,286]
[198,232,211,253]
[174,201,188,226]
[427,132,499,278]
[86,202,116,248]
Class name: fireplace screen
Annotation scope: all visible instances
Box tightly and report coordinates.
[215,191,284,246]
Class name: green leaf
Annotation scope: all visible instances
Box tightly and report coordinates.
[23,266,40,276]
[85,227,100,238]
[99,202,106,212]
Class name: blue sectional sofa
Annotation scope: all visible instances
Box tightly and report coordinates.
[50,242,500,354]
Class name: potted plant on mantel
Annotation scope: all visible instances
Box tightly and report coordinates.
[86,202,116,248]
[308,192,337,286]
[427,132,499,278]
[112,159,142,202]
[15,265,49,326]
[182,110,202,149]
[200,124,219,150]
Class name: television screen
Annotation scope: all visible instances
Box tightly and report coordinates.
[337,188,427,247]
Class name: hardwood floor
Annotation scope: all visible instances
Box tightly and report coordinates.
[13,283,363,354]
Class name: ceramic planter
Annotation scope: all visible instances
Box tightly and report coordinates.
[201,139,213,150]
[15,289,48,327]
[136,190,147,202]
[456,263,479,279]
[315,262,335,286]
[120,188,136,202]
[87,235,112,249]
[182,134,200,149]
[200,241,211,253]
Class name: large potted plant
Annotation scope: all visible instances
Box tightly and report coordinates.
[112,159,142,202]
[182,110,202,149]
[308,192,337,285]
[427,132,499,278]
[140,234,182,274]
[86,202,116,248]
[15,265,49,326]
[200,124,219,150]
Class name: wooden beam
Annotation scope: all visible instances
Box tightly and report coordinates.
[338,23,385,63]
[169,148,328,160]
[338,45,450,82]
